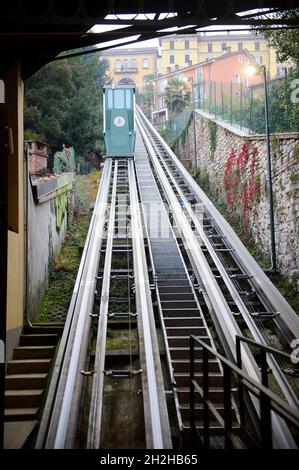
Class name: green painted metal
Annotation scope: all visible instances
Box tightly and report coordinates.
[103,86,136,157]
[53,145,76,174]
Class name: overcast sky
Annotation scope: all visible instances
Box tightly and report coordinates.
[91,24,253,51]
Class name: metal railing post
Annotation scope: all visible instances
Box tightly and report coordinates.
[260,349,268,388]
[240,82,243,130]
[230,81,233,125]
[190,336,196,445]
[260,390,272,448]
[236,337,246,428]
[223,364,233,449]
[202,346,210,448]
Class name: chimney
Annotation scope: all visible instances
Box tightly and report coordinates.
[175,64,179,71]
[167,66,171,73]
[28,140,49,175]
[188,60,192,67]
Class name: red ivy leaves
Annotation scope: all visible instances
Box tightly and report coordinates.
[223,143,259,232]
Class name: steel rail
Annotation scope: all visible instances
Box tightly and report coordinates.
[128,160,171,448]
[134,139,218,433]
[139,108,299,341]
[41,160,112,448]
[136,111,257,378]
[136,109,297,449]
[36,160,112,448]
[143,120,299,410]
[87,160,118,448]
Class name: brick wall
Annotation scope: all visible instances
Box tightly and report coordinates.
[28,140,48,174]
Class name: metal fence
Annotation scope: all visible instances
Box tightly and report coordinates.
[158,105,194,143]
[193,68,299,134]
[157,68,299,142]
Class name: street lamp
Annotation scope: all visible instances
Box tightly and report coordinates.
[246,64,277,272]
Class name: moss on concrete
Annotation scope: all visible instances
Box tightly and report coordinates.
[35,172,100,323]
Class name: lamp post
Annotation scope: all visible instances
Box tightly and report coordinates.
[246,64,277,272]
[191,76,198,173]
[184,76,198,174]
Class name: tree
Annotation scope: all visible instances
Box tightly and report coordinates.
[24,53,109,170]
[253,9,299,64]
[164,78,191,116]
[139,76,154,119]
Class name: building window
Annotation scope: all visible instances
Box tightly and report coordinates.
[142,58,149,69]
[114,89,125,109]
[255,42,260,51]
[235,73,240,84]
[208,43,212,53]
[277,66,285,76]
[123,59,129,70]
[222,43,226,51]
[170,54,175,64]
[238,42,243,51]
[185,54,190,64]
[256,56,263,64]
[185,39,189,49]
[169,39,174,50]
[115,59,121,71]
[130,59,137,69]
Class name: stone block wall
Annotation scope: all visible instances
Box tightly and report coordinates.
[173,109,299,289]
[28,174,74,321]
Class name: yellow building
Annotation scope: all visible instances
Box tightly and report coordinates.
[159,35,198,75]
[101,47,158,92]
[159,32,287,79]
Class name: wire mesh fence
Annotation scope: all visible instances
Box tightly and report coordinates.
[156,67,299,142]
[193,68,299,134]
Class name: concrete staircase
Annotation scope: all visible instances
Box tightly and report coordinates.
[4,329,61,449]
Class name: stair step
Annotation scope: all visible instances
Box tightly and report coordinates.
[7,359,52,374]
[156,270,190,280]
[179,404,226,422]
[4,420,38,449]
[157,273,187,280]
[5,373,48,390]
[177,387,225,404]
[182,422,240,433]
[164,317,204,327]
[161,300,198,309]
[166,326,207,336]
[168,336,211,348]
[172,359,220,373]
[159,293,195,301]
[170,347,204,360]
[4,407,39,421]
[174,372,223,387]
[13,345,56,360]
[22,324,63,334]
[162,309,200,317]
[159,287,193,294]
[20,334,59,346]
[158,279,190,286]
[5,389,44,408]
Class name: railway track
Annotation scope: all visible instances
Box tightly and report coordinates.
[35,106,299,450]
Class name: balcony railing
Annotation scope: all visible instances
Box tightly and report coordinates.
[115,66,138,73]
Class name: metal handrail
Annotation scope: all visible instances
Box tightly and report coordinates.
[190,335,299,449]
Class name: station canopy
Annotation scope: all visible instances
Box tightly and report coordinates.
[1,0,299,78]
